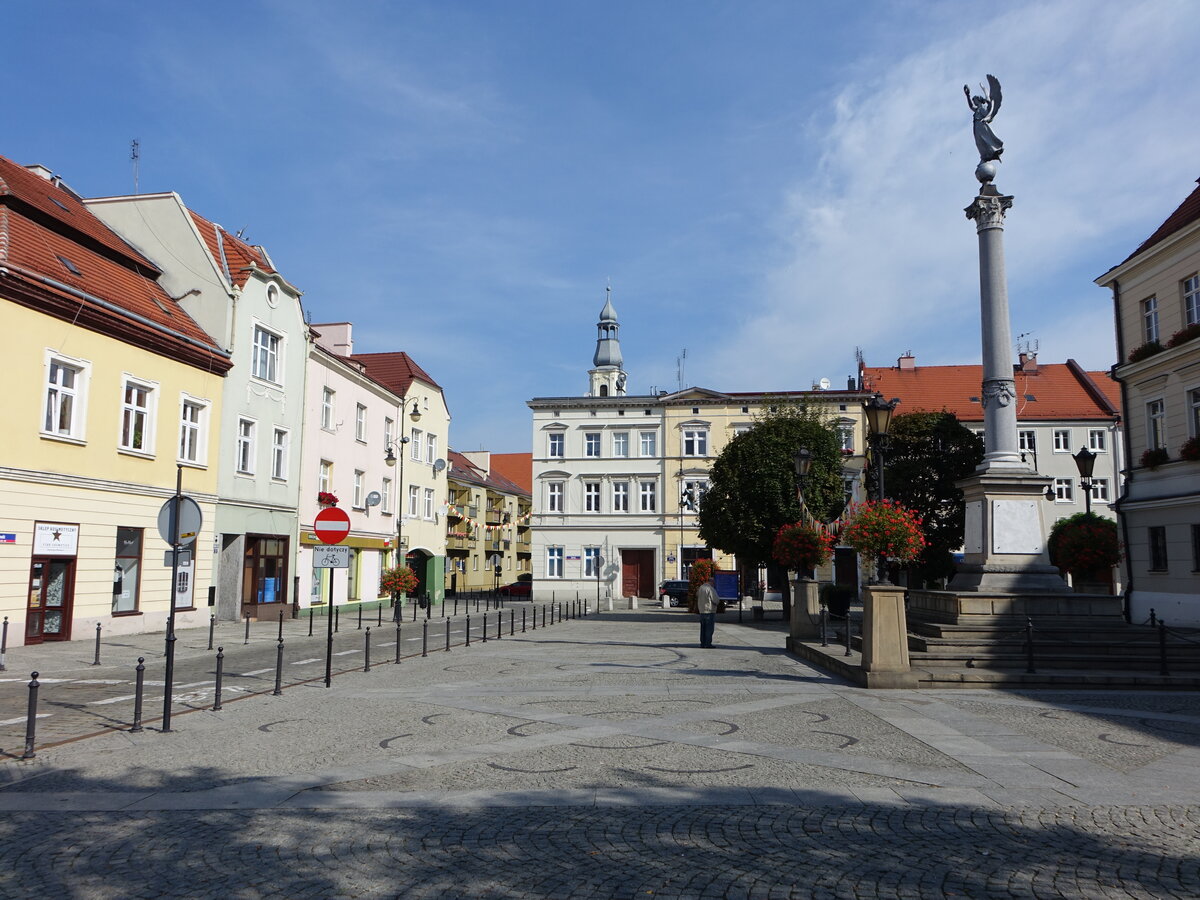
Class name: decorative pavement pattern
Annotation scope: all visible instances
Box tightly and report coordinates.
[0,608,1197,898]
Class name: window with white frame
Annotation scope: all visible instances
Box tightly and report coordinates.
[382,477,392,513]
[683,429,708,457]
[271,428,288,480]
[408,485,419,517]
[1147,399,1166,450]
[1090,478,1110,502]
[424,488,435,519]
[426,432,437,464]
[44,357,86,439]
[548,432,564,458]
[237,419,256,474]
[640,480,657,512]
[546,546,563,578]
[585,432,601,457]
[1053,429,1070,452]
[838,424,854,453]
[1088,429,1107,452]
[1054,478,1074,501]
[319,460,332,494]
[321,388,335,430]
[682,479,708,511]
[612,432,629,457]
[179,398,206,464]
[640,431,657,457]
[1184,274,1199,327]
[384,416,394,449]
[585,482,601,512]
[584,546,601,577]
[1142,296,1159,343]
[411,428,422,460]
[120,379,154,453]
[355,404,367,442]
[251,325,281,383]
[353,470,365,508]
[1018,430,1036,452]
[613,482,629,512]
[1190,388,1200,438]
[547,481,564,513]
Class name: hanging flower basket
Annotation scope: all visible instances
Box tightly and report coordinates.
[772,522,835,572]
[317,491,339,507]
[839,500,925,577]
[380,565,418,596]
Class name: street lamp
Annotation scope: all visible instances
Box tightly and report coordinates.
[1072,446,1097,515]
[792,447,813,517]
[383,400,423,593]
[863,393,900,584]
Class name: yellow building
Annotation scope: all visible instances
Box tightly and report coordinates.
[0,157,230,644]
[445,451,532,593]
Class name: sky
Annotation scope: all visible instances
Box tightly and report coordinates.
[7,0,1200,452]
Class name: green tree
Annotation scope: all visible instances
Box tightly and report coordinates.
[879,411,983,584]
[699,404,844,581]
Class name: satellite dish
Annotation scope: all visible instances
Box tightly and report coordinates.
[365,491,382,507]
[818,377,831,390]
[433,458,447,473]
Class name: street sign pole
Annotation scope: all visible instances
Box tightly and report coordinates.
[324,558,335,688]
[314,506,352,689]
[162,464,182,733]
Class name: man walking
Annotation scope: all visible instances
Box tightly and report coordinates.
[696,576,718,648]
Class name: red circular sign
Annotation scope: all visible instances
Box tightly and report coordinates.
[314,506,351,545]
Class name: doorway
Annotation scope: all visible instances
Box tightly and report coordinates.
[26,557,75,643]
[241,535,289,618]
[620,548,655,599]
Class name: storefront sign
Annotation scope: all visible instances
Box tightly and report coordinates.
[33,523,78,556]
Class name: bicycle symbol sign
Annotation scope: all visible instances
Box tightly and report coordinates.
[317,546,350,569]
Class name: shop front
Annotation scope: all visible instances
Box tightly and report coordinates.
[25,522,81,644]
[240,534,290,619]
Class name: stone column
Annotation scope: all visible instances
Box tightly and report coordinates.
[789,578,821,640]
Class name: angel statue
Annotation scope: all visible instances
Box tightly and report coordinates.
[965,75,1004,181]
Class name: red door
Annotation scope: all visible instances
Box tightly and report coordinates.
[621,549,655,598]
[26,557,76,643]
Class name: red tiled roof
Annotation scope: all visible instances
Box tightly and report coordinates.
[1123,178,1200,263]
[352,351,443,395]
[490,453,532,495]
[447,450,530,497]
[861,360,1122,422]
[187,210,276,288]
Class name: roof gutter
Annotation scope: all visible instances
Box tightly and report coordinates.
[0,264,232,360]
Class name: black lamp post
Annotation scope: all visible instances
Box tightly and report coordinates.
[1072,446,1097,515]
[792,447,813,507]
[863,393,900,584]
[384,400,423,588]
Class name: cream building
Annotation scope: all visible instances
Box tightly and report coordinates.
[445,450,532,593]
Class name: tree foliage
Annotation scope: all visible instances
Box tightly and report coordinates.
[880,411,983,583]
[699,404,844,566]
[1048,512,1120,575]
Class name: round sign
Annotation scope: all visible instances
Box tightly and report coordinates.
[314,506,351,545]
[157,496,203,546]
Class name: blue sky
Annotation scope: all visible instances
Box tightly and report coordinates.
[8,1,1200,451]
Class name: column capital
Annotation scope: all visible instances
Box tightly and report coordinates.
[965,188,1013,229]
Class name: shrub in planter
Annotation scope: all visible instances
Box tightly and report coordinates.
[1180,436,1200,461]
[1167,322,1200,348]
[1141,447,1170,469]
[772,522,834,573]
[1048,512,1120,577]
[1127,340,1165,364]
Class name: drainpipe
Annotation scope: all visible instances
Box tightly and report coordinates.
[1110,280,1134,623]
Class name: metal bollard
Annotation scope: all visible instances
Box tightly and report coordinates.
[454,597,459,617]
[412,601,418,622]
[496,610,502,641]
[309,608,314,637]
[209,614,216,650]
[278,609,284,642]
[0,615,8,671]
[130,657,146,733]
[1025,618,1036,674]
[844,613,852,657]
[522,608,527,633]
[421,620,428,657]
[22,672,40,759]
[244,614,250,645]
[377,603,383,627]
[365,628,371,672]
[482,612,488,643]
[1159,621,1169,676]
[92,622,102,666]
[446,618,451,652]
[213,648,224,711]
[510,609,515,635]
[358,603,363,630]
[466,614,471,647]
[542,605,546,629]
[274,638,285,695]
[335,605,340,633]
[395,623,402,664]
[820,603,829,647]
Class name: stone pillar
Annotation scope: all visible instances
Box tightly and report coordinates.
[861,585,911,673]
[789,578,822,639]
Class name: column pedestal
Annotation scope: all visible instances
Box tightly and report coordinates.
[788,578,821,639]
[861,585,920,688]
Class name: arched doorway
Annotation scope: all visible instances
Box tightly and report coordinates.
[406,548,432,600]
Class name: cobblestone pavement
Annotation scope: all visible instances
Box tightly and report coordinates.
[0,607,1197,898]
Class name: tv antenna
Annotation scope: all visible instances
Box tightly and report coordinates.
[676,348,687,391]
[130,139,140,194]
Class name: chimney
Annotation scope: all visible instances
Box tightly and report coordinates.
[463,450,491,476]
[310,322,353,356]
[25,164,54,181]
[898,353,915,371]
[1019,351,1038,373]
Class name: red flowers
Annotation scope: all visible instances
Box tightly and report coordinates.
[317,491,340,506]
[1048,513,1119,575]
[380,565,418,596]
[772,522,835,571]
[839,500,925,564]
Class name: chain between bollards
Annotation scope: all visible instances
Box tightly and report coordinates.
[92,622,102,666]
[365,628,372,672]
[213,647,224,711]
[130,657,145,733]
[22,672,40,759]
[421,620,428,657]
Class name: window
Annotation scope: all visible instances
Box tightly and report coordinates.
[252,325,281,383]
[384,416,394,449]
[546,546,563,578]
[44,357,85,439]
[640,480,657,512]
[584,546,601,578]
[612,432,629,457]
[424,488,435,519]
[547,482,564,513]
[1185,274,1200,327]
[1053,429,1070,452]
[1149,526,1168,571]
[319,460,333,494]
[408,485,419,517]
[355,404,367,442]
[120,379,154,453]
[112,527,143,614]
[382,477,392,514]
[1143,296,1159,343]
[585,432,601,457]
[321,388,335,430]
[236,418,255,474]
[585,482,601,512]
[1190,389,1200,438]
[682,480,708,511]
[1088,429,1107,452]
[838,425,854,453]
[353,470,365,508]
[1018,430,1036,452]
[640,431,657,457]
[683,429,708,457]
[1054,478,1073,502]
[1090,478,1110,503]
[613,482,629,512]
[179,399,206,464]
[411,428,422,460]
[271,428,289,480]
[1147,399,1166,450]
[548,432,564,458]
[426,433,437,464]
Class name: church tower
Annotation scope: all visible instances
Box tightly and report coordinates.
[588,287,627,397]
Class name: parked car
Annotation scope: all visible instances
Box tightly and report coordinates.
[498,574,533,598]
[659,579,689,607]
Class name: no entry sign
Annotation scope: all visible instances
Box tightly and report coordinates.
[313,506,351,545]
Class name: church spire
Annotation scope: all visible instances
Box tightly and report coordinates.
[589,285,627,397]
